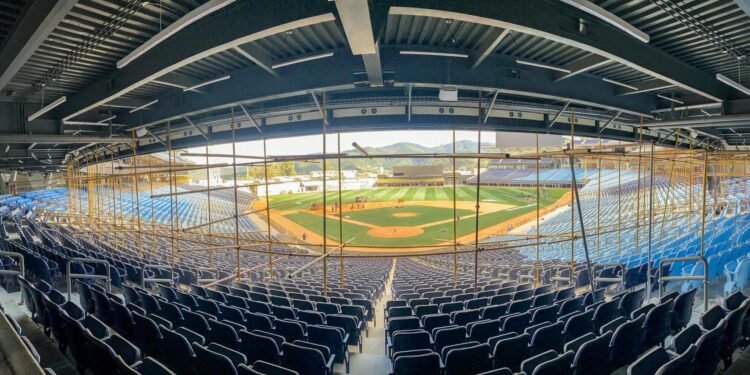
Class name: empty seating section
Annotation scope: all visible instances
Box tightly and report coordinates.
[387,258,750,375]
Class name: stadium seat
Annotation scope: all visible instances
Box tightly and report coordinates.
[239,330,282,365]
[391,329,431,357]
[532,350,574,375]
[193,343,238,375]
[443,342,491,375]
[608,314,645,369]
[642,300,674,347]
[671,321,724,375]
[393,351,441,375]
[281,341,334,375]
[491,333,529,372]
[530,321,564,355]
[572,331,612,375]
[627,344,697,375]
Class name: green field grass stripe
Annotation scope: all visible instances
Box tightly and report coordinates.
[404,188,418,201]
[424,188,436,201]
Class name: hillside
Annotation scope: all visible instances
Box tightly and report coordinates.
[295,140,502,174]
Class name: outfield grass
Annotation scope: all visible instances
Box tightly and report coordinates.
[281,186,568,247]
[269,186,561,211]
[343,205,474,227]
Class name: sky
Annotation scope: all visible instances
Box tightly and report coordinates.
[184,130,497,164]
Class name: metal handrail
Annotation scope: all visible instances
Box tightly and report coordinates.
[549,264,572,283]
[592,262,625,288]
[66,258,111,300]
[658,256,708,311]
[142,264,174,288]
[196,267,219,284]
[513,265,535,283]
[0,251,24,279]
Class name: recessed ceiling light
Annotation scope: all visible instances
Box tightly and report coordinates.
[445,19,453,25]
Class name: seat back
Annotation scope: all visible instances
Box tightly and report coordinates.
[238,330,281,365]
[280,342,327,375]
[434,325,466,354]
[393,352,440,375]
[193,343,237,375]
[392,330,431,354]
[530,321,564,355]
[656,344,697,375]
[159,326,195,375]
[444,343,491,375]
[492,333,530,372]
[572,331,612,375]
[608,314,644,368]
[671,288,697,332]
[533,350,574,375]
[643,300,674,347]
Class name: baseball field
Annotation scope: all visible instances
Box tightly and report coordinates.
[263,186,569,249]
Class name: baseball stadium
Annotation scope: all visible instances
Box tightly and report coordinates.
[4,1,750,375]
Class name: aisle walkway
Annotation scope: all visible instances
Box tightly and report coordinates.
[333,258,396,375]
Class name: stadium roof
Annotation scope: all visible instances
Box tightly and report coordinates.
[2,0,750,170]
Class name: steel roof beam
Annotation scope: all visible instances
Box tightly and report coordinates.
[58,0,336,121]
[335,0,383,87]
[152,72,209,93]
[116,50,657,128]
[0,134,131,144]
[0,0,76,92]
[390,0,729,102]
[554,54,611,81]
[470,28,510,69]
[616,78,674,96]
[233,45,278,77]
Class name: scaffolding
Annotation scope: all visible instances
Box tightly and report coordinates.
[47,121,750,297]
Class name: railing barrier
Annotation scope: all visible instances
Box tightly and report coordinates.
[141,264,174,288]
[66,258,111,301]
[658,256,708,311]
[197,267,219,284]
[0,251,24,280]
[592,262,625,289]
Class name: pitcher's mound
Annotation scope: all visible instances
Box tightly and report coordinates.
[368,226,423,238]
[392,212,417,218]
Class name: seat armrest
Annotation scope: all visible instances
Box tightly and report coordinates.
[326,354,336,369]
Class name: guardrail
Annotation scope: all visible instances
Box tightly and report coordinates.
[514,265,535,283]
[658,256,708,311]
[141,265,174,288]
[0,251,24,280]
[66,258,111,300]
[549,264,573,285]
[197,267,219,284]
[592,262,625,289]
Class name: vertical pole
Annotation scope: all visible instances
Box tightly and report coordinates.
[473,92,482,293]
[646,142,655,301]
[535,134,540,287]
[689,141,693,231]
[206,144,213,267]
[132,131,143,258]
[569,154,595,297]
[570,110,575,284]
[263,139,273,279]
[635,119,643,255]
[337,133,344,288]
[453,130,458,287]
[700,149,709,257]
[149,150,156,255]
[231,108,240,278]
[167,121,175,265]
[617,156,622,256]
[110,148,118,251]
[321,93,328,297]
[596,138,601,257]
